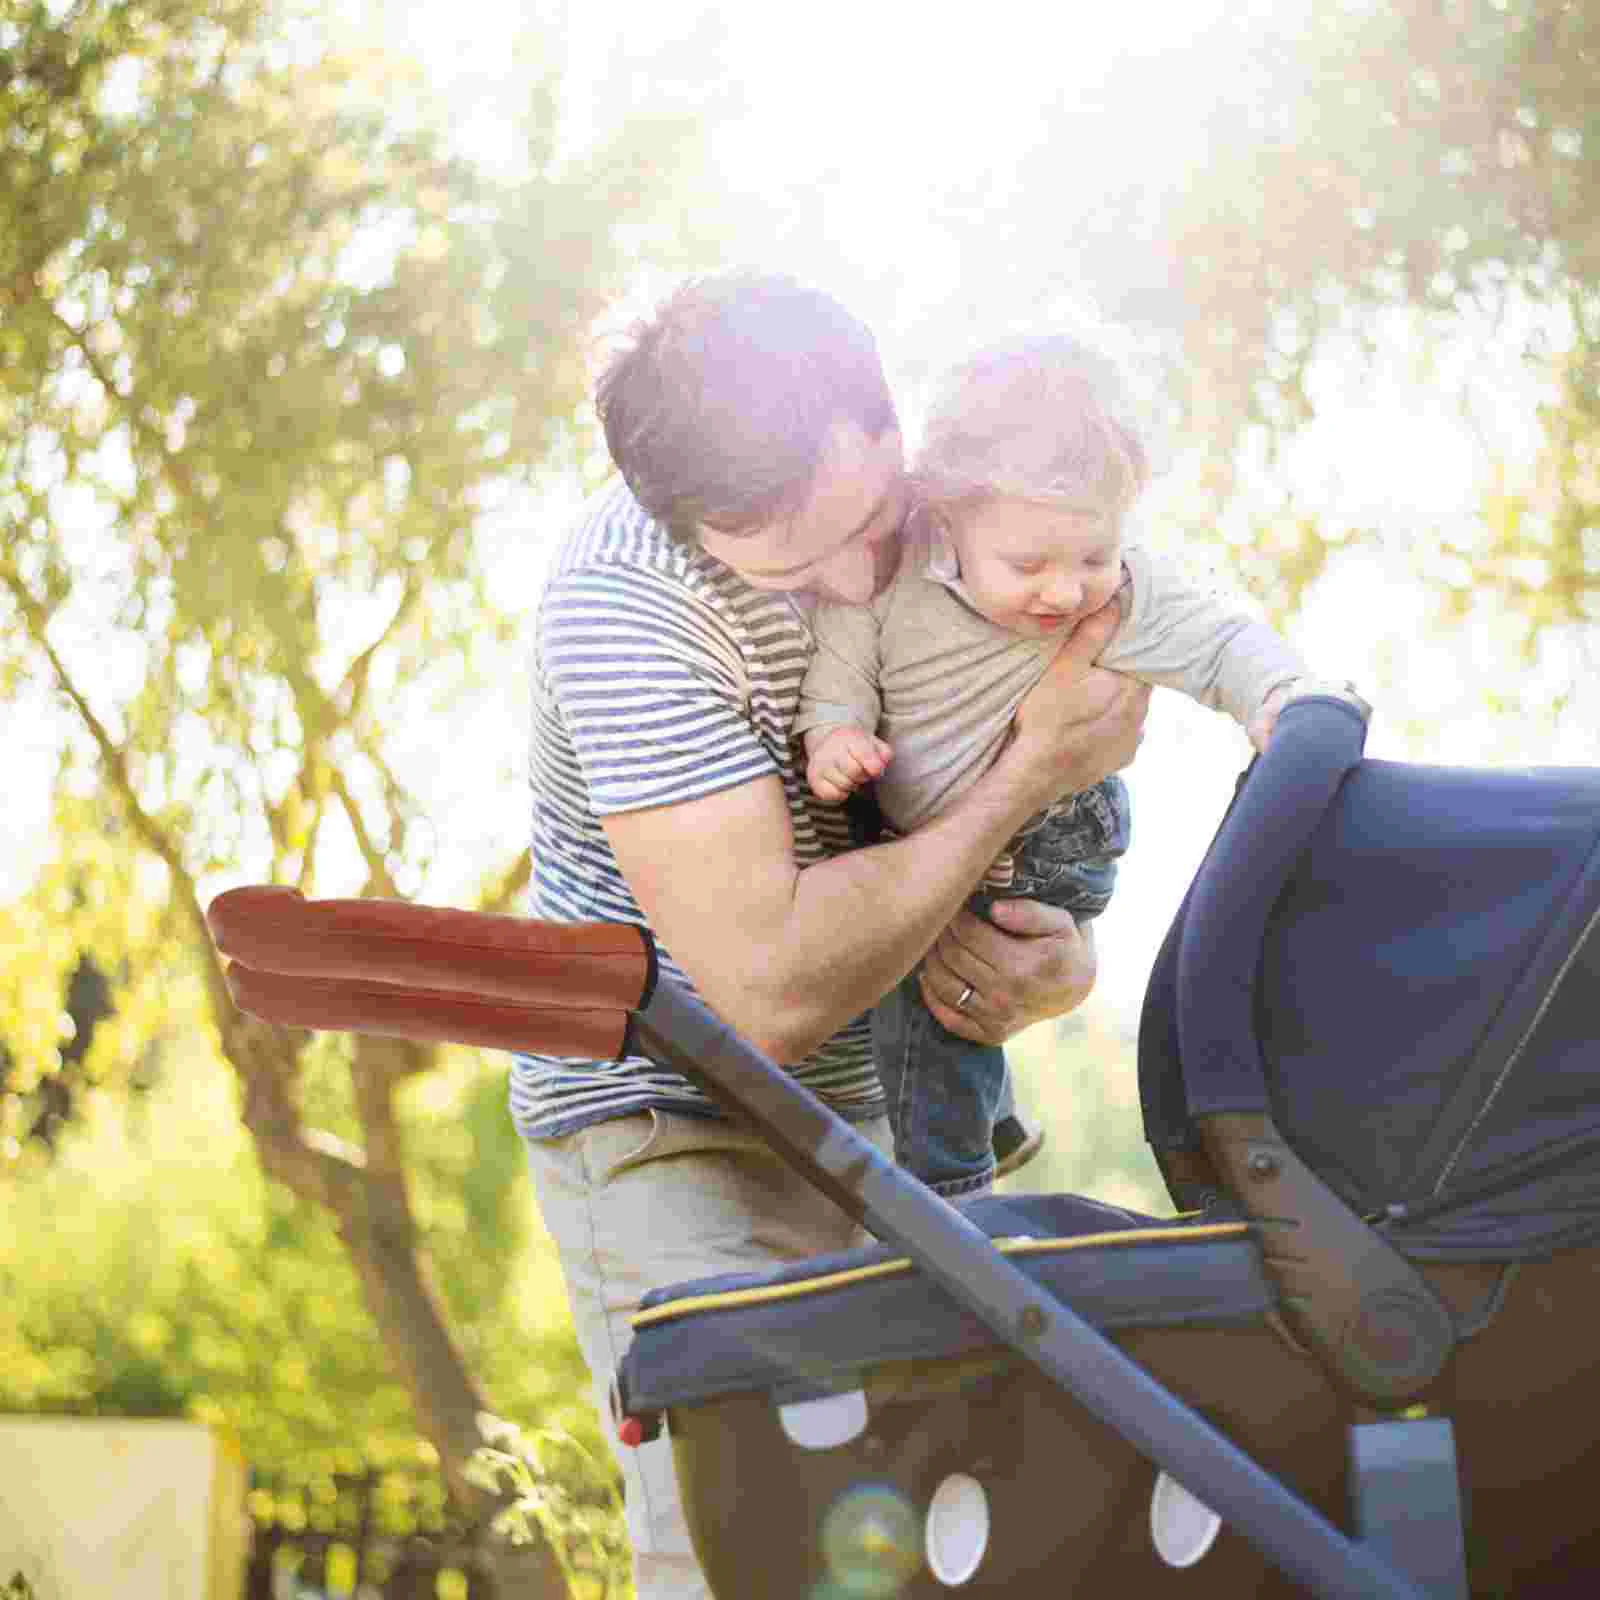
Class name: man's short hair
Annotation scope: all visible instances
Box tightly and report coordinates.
[596,272,898,536]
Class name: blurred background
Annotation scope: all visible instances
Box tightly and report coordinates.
[4,0,1597,1592]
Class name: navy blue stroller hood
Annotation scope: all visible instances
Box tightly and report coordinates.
[1141,743,1600,1262]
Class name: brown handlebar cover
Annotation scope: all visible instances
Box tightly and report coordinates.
[207,886,653,1012]
[225,963,631,1061]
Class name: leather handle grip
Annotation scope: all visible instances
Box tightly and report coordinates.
[224,963,631,1061]
[207,886,654,1012]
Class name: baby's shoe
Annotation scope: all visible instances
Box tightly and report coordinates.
[992,1114,1045,1179]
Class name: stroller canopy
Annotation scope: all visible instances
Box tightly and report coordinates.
[1141,757,1600,1261]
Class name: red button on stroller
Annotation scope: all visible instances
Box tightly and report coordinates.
[209,697,1600,1598]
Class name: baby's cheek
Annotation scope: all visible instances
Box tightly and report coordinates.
[1086,574,1123,611]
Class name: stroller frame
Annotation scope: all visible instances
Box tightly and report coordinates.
[211,696,1490,1599]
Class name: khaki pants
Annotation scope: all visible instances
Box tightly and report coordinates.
[526,1108,892,1600]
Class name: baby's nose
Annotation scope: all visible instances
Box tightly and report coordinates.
[1042,575,1083,612]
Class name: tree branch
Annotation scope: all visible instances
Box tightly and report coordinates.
[350,1034,421,1184]
[478,849,532,916]
[0,562,375,1216]
[337,574,423,719]
[2,564,237,1025]
[328,764,400,897]
[242,1056,362,1212]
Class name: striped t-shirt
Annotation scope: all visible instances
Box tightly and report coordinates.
[510,481,883,1141]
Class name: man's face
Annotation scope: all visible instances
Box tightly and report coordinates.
[697,422,907,605]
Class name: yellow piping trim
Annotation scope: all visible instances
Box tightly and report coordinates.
[629,1222,1250,1329]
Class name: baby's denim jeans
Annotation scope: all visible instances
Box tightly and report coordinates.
[874,776,1131,1198]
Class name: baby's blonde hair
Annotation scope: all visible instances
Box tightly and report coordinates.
[912,334,1150,521]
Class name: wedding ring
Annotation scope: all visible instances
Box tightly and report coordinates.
[956,983,975,1013]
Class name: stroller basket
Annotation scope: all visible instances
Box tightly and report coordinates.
[209,696,1600,1597]
[618,1196,1286,1595]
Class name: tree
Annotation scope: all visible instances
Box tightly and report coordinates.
[1092,1,1591,638]
[874,3,1599,652]
[0,1024,626,1592]
[1,1,712,1588]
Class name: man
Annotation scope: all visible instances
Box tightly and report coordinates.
[516,272,1149,1597]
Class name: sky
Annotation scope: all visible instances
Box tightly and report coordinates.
[8,0,1597,1029]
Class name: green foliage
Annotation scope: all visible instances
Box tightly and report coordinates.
[1265,23,1592,659]
[1162,1,1600,391]
[1000,1015,1169,1216]
[0,800,185,1173]
[0,1028,610,1528]
[469,1415,632,1599]
[1,0,709,904]
[0,3,709,1566]
[1151,0,1600,631]
[890,2,1600,639]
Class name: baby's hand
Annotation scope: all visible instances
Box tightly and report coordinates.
[1248,678,1372,752]
[1246,683,1297,753]
[805,725,893,804]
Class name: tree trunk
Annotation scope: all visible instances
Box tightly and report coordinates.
[237,1025,571,1598]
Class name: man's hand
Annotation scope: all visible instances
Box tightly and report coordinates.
[805,724,893,804]
[1005,600,1149,813]
[919,898,1097,1044]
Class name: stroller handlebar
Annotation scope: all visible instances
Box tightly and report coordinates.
[208,884,655,1021]
[209,885,654,1061]
[222,960,636,1062]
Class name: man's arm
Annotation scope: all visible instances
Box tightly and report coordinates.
[604,604,1146,1063]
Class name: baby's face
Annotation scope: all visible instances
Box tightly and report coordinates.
[950,497,1124,637]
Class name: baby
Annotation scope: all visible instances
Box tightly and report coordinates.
[796,333,1320,1199]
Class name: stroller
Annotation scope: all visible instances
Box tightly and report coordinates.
[209,695,1600,1598]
